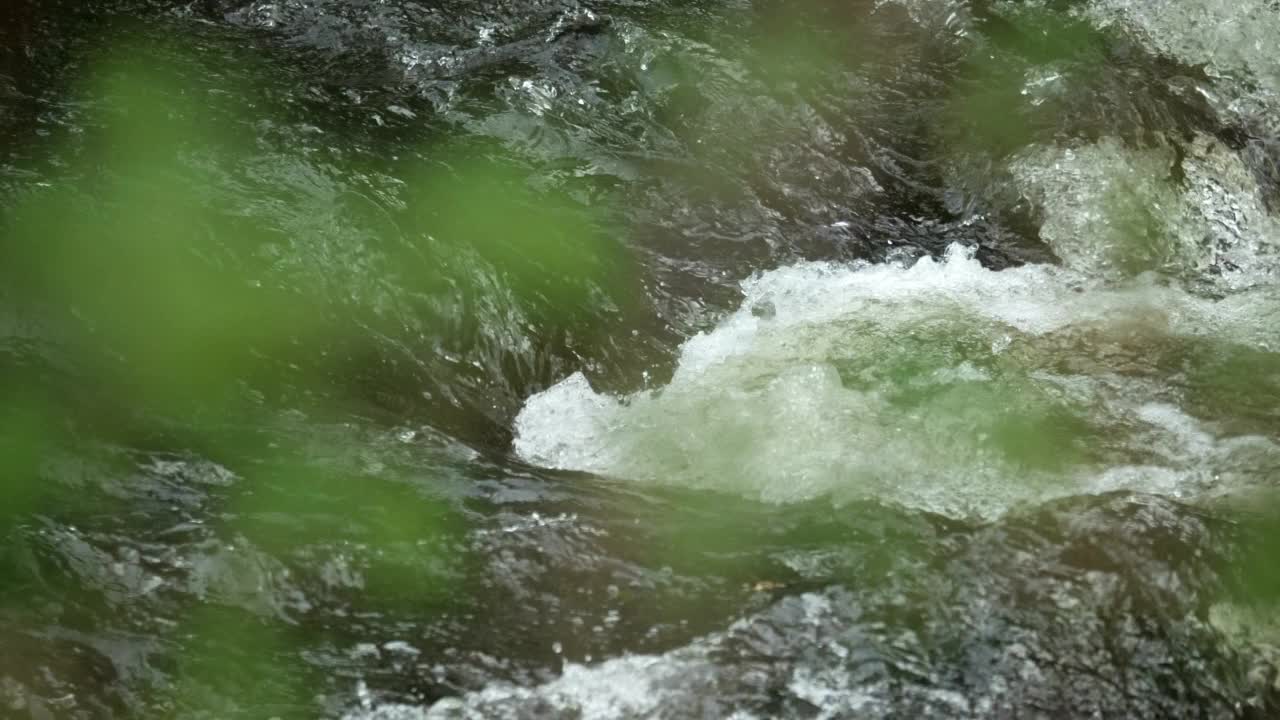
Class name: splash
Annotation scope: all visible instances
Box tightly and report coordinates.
[514,240,1280,518]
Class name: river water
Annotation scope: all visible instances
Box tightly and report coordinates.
[1,0,1279,717]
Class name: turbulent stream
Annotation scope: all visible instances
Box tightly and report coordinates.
[2,0,1280,717]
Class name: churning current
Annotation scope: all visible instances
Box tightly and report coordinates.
[1,0,1279,718]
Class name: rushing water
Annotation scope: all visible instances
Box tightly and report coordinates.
[2,0,1280,717]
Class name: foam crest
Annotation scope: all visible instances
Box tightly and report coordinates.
[514,245,1280,519]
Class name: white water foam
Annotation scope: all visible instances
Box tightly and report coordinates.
[513,237,1280,519]
[345,592,851,720]
[365,6,1280,717]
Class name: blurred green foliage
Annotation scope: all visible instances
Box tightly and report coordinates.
[169,605,313,719]
[0,30,625,422]
[1,40,314,419]
[940,7,1109,159]
[0,30,596,715]
[0,390,53,529]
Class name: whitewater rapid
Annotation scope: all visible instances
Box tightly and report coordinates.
[512,129,1280,520]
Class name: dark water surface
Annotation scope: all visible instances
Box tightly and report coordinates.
[2,0,1280,717]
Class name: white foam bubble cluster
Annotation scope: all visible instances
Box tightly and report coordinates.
[513,242,1280,519]
[345,650,731,720]
[346,593,835,720]
[501,2,1280,525]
